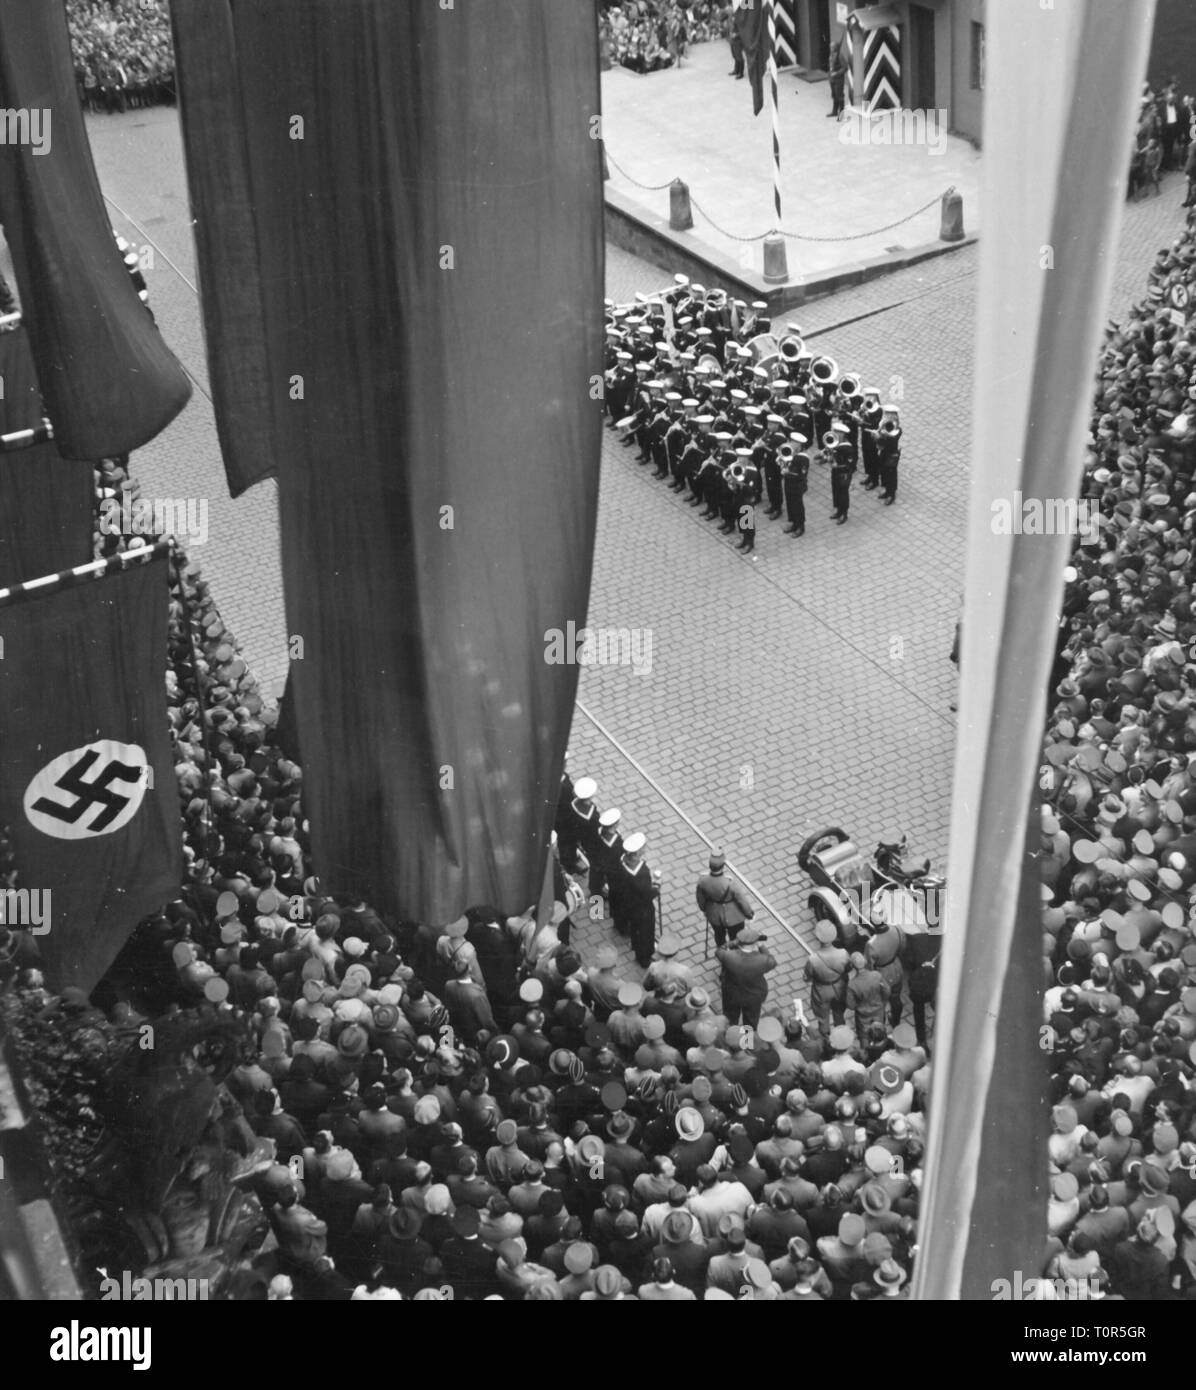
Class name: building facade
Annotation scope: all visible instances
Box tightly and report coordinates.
[780,0,985,146]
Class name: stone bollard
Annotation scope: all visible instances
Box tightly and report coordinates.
[940,188,965,242]
[669,178,694,231]
[762,233,789,284]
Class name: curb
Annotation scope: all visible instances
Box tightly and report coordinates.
[604,180,977,313]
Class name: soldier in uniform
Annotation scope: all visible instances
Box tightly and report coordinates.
[877,406,902,504]
[562,777,601,876]
[781,443,808,537]
[588,807,624,909]
[830,441,854,525]
[614,833,660,970]
[718,457,741,534]
[681,418,712,506]
[804,922,850,1036]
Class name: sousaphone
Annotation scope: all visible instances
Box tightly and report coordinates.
[747,333,781,377]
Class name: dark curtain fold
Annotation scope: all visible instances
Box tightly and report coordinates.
[0,0,191,458]
[0,555,180,992]
[0,328,95,586]
[172,0,605,923]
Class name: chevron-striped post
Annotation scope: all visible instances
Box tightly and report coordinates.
[764,0,788,281]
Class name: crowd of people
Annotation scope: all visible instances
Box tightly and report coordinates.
[67,0,176,113]
[1035,202,1196,1297]
[600,1,724,74]
[1130,78,1196,202]
[604,276,903,551]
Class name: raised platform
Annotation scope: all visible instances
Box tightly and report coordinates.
[601,40,982,309]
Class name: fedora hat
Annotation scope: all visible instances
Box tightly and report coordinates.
[675,1107,705,1141]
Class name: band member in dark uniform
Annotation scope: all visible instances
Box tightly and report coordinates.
[878,406,902,504]
[613,833,660,969]
[759,417,784,519]
[588,807,624,908]
[830,443,854,524]
[782,443,809,537]
[859,390,884,490]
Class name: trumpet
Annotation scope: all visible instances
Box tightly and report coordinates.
[811,355,839,386]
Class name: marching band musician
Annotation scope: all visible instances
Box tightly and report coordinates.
[859,389,885,491]
[877,405,903,504]
[603,275,905,541]
[782,442,809,537]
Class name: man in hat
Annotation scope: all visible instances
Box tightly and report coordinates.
[560,777,601,874]
[587,944,626,1020]
[830,441,854,523]
[845,952,890,1038]
[696,851,755,950]
[588,807,624,910]
[613,833,660,969]
[715,926,777,1029]
[806,923,850,1035]
[643,932,692,997]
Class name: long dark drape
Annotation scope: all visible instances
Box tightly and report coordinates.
[0,554,180,992]
[172,0,605,923]
[0,329,94,585]
[0,0,191,458]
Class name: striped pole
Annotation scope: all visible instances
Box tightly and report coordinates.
[0,536,172,607]
[767,0,781,225]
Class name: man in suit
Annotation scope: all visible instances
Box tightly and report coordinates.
[715,926,776,1029]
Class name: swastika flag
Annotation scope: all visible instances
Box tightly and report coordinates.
[0,552,179,992]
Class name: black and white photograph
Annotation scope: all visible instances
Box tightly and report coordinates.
[0,0,1191,1353]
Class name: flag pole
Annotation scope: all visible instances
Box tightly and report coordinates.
[767,0,781,226]
[762,0,788,283]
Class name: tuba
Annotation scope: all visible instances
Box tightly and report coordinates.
[810,355,839,386]
[837,373,862,406]
[747,333,781,377]
[778,333,804,365]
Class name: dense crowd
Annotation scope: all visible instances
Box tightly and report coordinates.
[605,277,902,550]
[600,1,724,74]
[67,0,175,113]
[1035,204,1196,1297]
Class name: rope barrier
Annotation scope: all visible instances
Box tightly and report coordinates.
[607,146,953,244]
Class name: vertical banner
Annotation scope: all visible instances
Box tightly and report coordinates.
[0,327,94,585]
[914,0,1156,1300]
[172,0,605,923]
[0,0,191,458]
[0,552,180,992]
[169,0,275,497]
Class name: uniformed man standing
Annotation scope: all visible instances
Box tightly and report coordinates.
[588,807,624,909]
[695,851,755,949]
[562,777,601,875]
[877,406,902,505]
[859,392,884,490]
[759,418,784,519]
[781,444,808,537]
[613,833,660,970]
[830,443,854,525]
[804,921,850,1035]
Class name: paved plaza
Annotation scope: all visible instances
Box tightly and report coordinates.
[601,38,982,282]
[77,103,1190,1013]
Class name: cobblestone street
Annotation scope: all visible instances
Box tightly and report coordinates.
[81,106,1191,1012]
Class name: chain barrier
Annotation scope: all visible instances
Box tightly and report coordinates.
[607,145,953,244]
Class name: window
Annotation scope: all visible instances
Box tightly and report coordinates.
[971,21,985,91]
